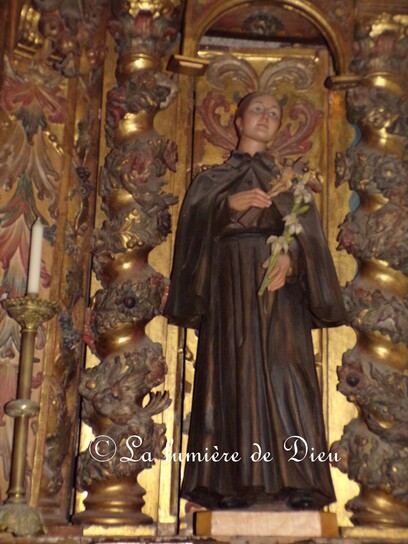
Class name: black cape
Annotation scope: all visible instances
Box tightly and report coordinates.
[165,151,347,509]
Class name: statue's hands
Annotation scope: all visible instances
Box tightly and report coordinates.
[263,253,292,292]
[228,189,271,212]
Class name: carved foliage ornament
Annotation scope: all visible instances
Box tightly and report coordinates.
[352,15,408,76]
[342,283,408,346]
[76,343,170,489]
[89,276,167,338]
[106,79,178,147]
[108,2,179,56]
[337,205,408,276]
[333,346,408,508]
[242,12,284,37]
[332,418,408,503]
[345,86,408,140]
[206,54,315,95]
[29,0,109,77]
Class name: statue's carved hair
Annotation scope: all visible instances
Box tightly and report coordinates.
[234,92,287,121]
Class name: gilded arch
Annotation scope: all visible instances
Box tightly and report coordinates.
[182,0,350,75]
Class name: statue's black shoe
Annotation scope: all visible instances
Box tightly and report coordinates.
[287,490,319,510]
[218,496,251,509]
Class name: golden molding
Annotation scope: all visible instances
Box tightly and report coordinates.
[167,54,209,76]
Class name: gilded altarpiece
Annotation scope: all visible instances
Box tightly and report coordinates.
[0,0,407,539]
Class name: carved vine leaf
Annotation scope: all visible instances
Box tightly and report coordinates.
[346,86,408,138]
[332,418,408,502]
[351,16,408,76]
[108,7,178,57]
[90,276,167,337]
[31,0,109,77]
[337,351,408,443]
[92,194,176,280]
[76,342,171,490]
[336,147,408,201]
[106,72,178,146]
[101,138,177,199]
[342,283,408,345]
[41,377,71,495]
[338,205,408,275]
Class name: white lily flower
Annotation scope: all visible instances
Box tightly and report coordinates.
[283,213,303,235]
[283,213,298,226]
[288,222,303,235]
[266,235,278,245]
[294,182,312,204]
[266,235,289,253]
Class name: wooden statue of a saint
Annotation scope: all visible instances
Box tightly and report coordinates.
[165,92,347,510]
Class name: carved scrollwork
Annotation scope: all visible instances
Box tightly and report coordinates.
[199,55,321,160]
[197,93,237,154]
[206,54,315,94]
[272,102,324,157]
[198,91,323,160]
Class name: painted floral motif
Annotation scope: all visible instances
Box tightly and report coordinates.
[0,57,66,143]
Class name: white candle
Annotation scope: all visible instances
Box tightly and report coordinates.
[27,218,43,295]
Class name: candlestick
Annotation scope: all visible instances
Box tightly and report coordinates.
[27,219,43,295]
[0,295,59,536]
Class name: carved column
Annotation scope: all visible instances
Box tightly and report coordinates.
[75,0,179,525]
[332,14,408,527]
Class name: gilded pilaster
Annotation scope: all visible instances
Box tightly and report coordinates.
[0,0,110,529]
[75,0,179,525]
[332,14,408,527]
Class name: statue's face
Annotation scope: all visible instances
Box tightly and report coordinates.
[236,94,281,145]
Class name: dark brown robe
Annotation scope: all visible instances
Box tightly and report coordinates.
[165,151,347,509]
